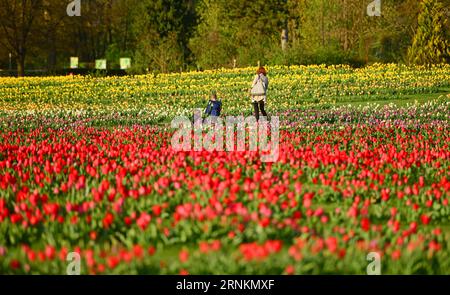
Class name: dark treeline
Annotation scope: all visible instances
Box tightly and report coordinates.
[0,0,449,76]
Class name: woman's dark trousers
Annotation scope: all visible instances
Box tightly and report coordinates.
[253,101,267,121]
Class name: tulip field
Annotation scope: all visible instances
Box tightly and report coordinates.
[0,64,449,274]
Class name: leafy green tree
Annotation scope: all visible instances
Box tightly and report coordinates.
[189,0,236,69]
[408,0,450,65]
[370,0,421,63]
[130,0,196,73]
[133,32,184,73]
[190,0,287,68]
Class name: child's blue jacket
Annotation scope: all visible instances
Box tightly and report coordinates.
[205,100,222,117]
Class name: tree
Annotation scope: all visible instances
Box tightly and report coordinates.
[130,0,196,73]
[370,0,421,63]
[408,0,450,65]
[189,0,236,68]
[134,32,184,73]
[39,0,69,71]
[0,0,43,76]
[190,0,287,68]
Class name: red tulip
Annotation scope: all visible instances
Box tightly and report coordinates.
[420,214,431,225]
[361,218,370,232]
[102,212,114,229]
[179,249,189,263]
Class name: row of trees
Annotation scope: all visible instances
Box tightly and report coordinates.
[0,0,449,76]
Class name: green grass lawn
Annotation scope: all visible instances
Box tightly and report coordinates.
[338,87,450,107]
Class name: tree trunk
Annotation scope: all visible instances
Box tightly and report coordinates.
[47,30,57,72]
[343,0,348,51]
[281,29,288,51]
[16,55,25,77]
[321,0,325,46]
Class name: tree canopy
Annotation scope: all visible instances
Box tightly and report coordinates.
[0,0,449,76]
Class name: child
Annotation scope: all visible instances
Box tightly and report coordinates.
[204,90,222,119]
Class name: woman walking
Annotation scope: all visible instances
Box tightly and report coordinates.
[250,66,269,121]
